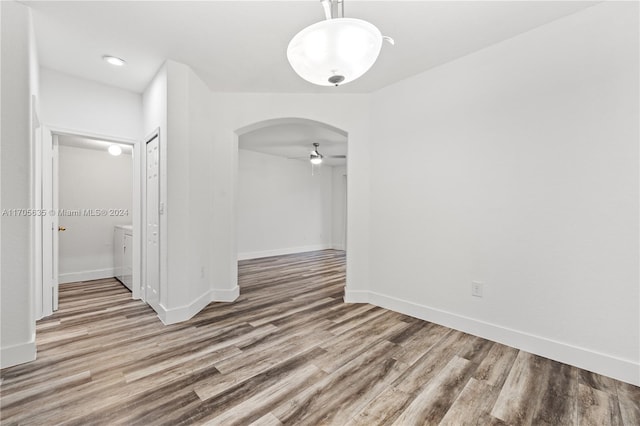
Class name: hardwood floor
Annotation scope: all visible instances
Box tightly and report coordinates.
[1,249,639,425]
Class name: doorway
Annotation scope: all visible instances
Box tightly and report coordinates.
[36,128,142,319]
[235,117,348,264]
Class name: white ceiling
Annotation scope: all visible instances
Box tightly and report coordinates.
[239,120,348,166]
[26,1,597,94]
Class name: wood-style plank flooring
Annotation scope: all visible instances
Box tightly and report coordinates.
[1,250,639,425]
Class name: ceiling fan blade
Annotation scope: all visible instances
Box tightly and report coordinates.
[288,155,345,160]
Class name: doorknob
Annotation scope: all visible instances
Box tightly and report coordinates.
[58,226,66,231]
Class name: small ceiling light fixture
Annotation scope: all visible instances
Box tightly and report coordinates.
[310,143,324,165]
[287,0,393,87]
[108,144,123,156]
[102,55,126,67]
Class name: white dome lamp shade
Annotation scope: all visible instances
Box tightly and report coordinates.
[287,1,393,87]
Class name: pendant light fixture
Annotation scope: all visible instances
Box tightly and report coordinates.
[287,0,394,87]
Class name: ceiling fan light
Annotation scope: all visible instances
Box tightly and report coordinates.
[287,18,383,87]
[310,145,324,164]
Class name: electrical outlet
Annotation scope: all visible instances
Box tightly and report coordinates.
[200,267,205,279]
[471,281,483,298]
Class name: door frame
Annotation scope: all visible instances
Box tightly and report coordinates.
[342,174,347,250]
[36,125,143,318]
[39,126,57,317]
[141,129,161,311]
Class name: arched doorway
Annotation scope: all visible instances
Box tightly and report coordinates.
[234,117,348,293]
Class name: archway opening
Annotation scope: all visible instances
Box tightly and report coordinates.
[234,117,348,295]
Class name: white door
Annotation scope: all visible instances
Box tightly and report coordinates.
[145,135,160,311]
[52,138,59,311]
[41,128,59,315]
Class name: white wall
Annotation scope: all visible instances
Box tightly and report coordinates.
[1,0,37,368]
[40,68,142,140]
[28,9,40,123]
[141,61,215,323]
[27,0,42,324]
[142,65,167,141]
[365,2,639,385]
[237,149,333,259]
[141,63,168,317]
[57,145,133,283]
[332,165,347,251]
[167,61,214,317]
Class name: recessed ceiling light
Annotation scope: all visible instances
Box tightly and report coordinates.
[108,145,123,156]
[102,55,126,67]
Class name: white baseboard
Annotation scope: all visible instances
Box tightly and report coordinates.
[154,285,240,325]
[345,289,640,387]
[238,244,332,261]
[332,244,345,251]
[344,289,370,303]
[1,339,36,368]
[212,285,239,302]
[158,290,212,325]
[59,268,115,284]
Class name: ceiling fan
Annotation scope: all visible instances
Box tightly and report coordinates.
[309,142,347,165]
[290,142,346,165]
[310,142,323,164]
